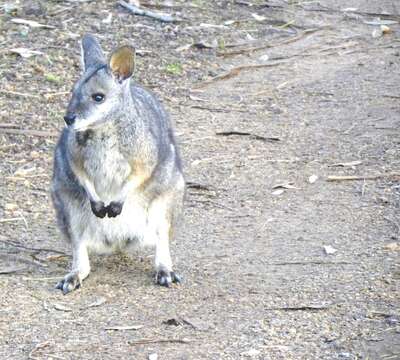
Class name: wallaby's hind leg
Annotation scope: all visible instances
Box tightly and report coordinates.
[154,222,181,287]
[56,239,91,295]
[149,183,184,287]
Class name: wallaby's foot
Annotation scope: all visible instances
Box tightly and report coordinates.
[155,270,181,287]
[107,201,123,218]
[90,200,107,218]
[56,272,82,295]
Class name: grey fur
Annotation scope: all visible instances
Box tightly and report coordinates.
[52,34,185,294]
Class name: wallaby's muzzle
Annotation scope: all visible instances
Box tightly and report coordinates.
[64,113,77,126]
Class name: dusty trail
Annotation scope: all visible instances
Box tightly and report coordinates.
[0,1,399,359]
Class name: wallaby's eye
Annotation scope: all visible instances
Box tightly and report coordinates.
[92,93,105,103]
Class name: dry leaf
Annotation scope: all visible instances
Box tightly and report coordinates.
[381,25,392,34]
[4,203,18,211]
[14,166,36,176]
[251,13,266,22]
[54,303,72,312]
[272,182,298,190]
[383,242,400,251]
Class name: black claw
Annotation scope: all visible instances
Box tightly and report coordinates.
[90,200,107,218]
[107,201,123,218]
[156,270,181,287]
[56,273,81,294]
[171,272,182,284]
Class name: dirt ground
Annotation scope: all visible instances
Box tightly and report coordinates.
[0,1,399,359]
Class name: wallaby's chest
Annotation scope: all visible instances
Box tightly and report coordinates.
[75,129,130,196]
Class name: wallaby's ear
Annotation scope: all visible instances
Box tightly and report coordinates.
[81,34,106,71]
[109,45,135,83]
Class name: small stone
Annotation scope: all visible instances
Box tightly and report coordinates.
[148,354,158,360]
[323,245,337,255]
[308,175,318,183]
[259,54,270,63]
[241,349,260,357]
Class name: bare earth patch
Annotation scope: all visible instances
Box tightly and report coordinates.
[0,1,399,359]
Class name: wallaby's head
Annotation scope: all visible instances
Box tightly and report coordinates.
[64,34,135,131]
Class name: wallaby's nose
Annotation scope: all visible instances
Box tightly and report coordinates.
[64,113,76,126]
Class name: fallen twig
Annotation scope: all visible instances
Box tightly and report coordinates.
[0,266,27,274]
[128,338,192,346]
[0,217,25,223]
[194,62,285,88]
[192,199,234,211]
[0,240,68,255]
[217,29,319,57]
[299,5,400,21]
[326,173,400,181]
[43,91,70,99]
[268,261,352,265]
[0,123,19,129]
[0,89,40,98]
[265,304,331,311]
[328,160,362,167]
[0,128,57,138]
[189,105,248,113]
[186,181,216,192]
[22,276,62,281]
[118,0,175,22]
[105,325,144,331]
[216,131,280,142]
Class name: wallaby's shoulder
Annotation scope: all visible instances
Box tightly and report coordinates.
[130,83,169,121]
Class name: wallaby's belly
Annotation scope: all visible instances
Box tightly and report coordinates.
[84,192,157,254]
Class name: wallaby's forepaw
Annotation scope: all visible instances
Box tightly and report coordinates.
[107,201,123,218]
[90,200,107,218]
[56,272,81,295]
[155,270,181,287]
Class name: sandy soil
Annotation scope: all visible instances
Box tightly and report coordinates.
[0,1,399,359]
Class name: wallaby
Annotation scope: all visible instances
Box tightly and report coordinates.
[51,34,185,294]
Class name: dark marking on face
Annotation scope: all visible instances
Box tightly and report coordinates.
[75,130,94,146]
